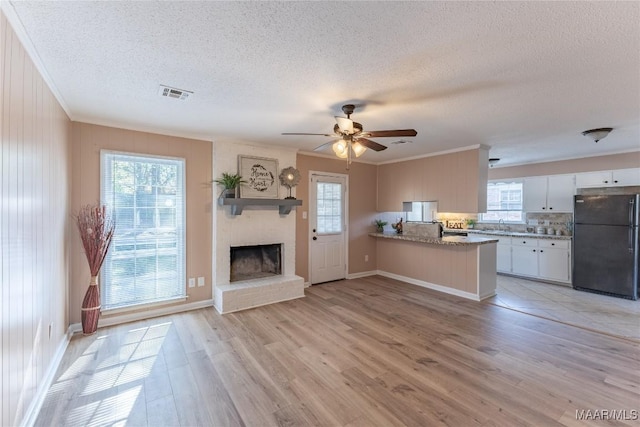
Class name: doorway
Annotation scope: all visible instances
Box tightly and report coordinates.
[309,172,348,284]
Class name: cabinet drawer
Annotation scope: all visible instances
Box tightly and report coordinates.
[512,238,539,247]
[538,239,570,249]
[496,237,511,245]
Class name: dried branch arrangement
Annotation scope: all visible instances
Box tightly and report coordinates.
[76,204,115,276]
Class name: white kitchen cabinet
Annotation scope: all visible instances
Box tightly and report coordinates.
[524,175,574,212]
[612,168,640,186]
[546,175,575,211]
[575,168,640,188]
[496,237,512,273]
[575,171,612,187]
[511,239,539,277]
[467,231,572,284]
[538,240,571,282]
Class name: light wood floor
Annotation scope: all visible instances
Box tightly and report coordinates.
[37,276,640,426]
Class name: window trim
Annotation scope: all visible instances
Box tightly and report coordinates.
[100,149,187,311]
[481,179,525,224]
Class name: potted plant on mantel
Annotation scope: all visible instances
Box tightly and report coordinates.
[213,172,246,198]
[75,204,115,335]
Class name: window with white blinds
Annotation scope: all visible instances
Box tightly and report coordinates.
[100,151,186,310]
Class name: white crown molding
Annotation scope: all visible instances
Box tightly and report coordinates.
[1,1,72,119]
[375,144,490,165]
[492,148,640,169]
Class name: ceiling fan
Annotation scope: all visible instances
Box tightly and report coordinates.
[282,104,417,167]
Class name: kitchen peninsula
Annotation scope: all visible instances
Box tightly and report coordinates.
[369,232,498,301]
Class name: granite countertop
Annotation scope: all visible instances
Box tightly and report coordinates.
[465,230,572,240]
[368,232,498,246]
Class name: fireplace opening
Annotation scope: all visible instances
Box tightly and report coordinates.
[230,244,282,282]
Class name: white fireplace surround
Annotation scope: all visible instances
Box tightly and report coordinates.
[213,141,304,313]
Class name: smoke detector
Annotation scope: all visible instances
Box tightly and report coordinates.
[158,84,193,100]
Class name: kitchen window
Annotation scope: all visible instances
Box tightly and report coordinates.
[481,180,524,222]
[100,151,186,310]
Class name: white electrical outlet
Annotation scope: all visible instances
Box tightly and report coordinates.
[197,277,205,287]
[302,211,307,219]
[365,255,369,262]
[188,278,195,288]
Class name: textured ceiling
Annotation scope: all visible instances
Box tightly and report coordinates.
[6,1,640,166]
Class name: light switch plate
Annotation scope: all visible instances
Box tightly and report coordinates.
[188,278,195,288]
[197,277,205,287]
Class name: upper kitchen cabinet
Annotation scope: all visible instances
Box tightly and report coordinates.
[575,168,640,188]
[523,174,574,212]
[376,146,488,213]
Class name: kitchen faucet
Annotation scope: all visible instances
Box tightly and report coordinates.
[498,218,505,231]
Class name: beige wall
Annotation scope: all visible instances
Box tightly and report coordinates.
[489,152,640,180]
[295,155,378,282]
[70,123,212,324]
[1,11,72,426]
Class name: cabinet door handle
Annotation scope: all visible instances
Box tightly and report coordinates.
[540,250,544,253]
[533,249,536,252]
[549,207,553,210]
[614,180,618,183]
[604,180,609,184]
[551,243,555,246]
[542,207,546,210]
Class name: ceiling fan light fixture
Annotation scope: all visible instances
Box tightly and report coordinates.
[335,117,354,134]
[352,141,367,157]
[581,127,613,143]
[332,141,348,158]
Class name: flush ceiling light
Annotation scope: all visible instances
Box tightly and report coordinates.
[488,158,500,168]
[581,127,613,143]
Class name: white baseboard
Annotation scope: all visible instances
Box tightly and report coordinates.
[347,270,377,280]
[68,299,215,333]
[20,327,73,427]
[376,270,482,301]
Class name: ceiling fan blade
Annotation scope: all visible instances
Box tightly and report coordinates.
[335,117,354,134]
[313,140,339,152]
[355,137,387,152]
[362,129,417,138]
[282,132,334,136]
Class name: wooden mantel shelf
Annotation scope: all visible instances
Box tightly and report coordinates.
[218,197,302,215]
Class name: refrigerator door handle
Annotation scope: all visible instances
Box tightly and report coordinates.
[629,199,634,226]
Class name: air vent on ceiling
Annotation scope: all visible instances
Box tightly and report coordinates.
[158,84,193,100]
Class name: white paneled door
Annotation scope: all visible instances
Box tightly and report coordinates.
[310,173,347,284]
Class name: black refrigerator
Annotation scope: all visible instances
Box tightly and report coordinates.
[573,194,639,300]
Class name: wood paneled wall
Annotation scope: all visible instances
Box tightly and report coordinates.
[1,11,72,426]
[377,147,488,213]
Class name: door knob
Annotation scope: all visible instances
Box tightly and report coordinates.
[312,236,317,240]
[312,228,316,232]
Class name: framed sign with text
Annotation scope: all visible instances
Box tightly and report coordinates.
[238,155,279,199]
